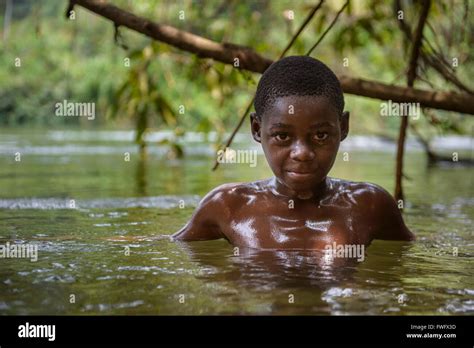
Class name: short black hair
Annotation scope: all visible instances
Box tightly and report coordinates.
[254,56,344,118]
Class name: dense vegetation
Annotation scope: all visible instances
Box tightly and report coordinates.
[1,0,472,147]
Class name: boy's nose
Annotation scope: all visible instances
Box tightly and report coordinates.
[290,140,315,162]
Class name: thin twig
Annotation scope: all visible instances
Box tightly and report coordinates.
[280,1,325,59]
[65,0,74,19]
[114,23,129,50]
[394,0,473,94]
[409,122,435,161]
[305,0,349,56]
[395,0,431,203]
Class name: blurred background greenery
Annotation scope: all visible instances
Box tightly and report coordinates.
[0,0,472,154]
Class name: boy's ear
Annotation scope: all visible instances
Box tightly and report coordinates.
[340,111,350,142]
[250,112,262,143]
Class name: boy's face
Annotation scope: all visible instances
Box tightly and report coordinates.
[251,95,349,194]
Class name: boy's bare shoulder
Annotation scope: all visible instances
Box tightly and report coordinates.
[329,178,400,217]
[330,178,414,241]
[208,179,268,203]
[171,181,258,241]
[330,178,394,205]
[206,179,269,203]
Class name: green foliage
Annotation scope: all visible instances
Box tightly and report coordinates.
[0,0,472,146]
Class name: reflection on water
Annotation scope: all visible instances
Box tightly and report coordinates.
[0,130,473,315]
[181,241,363,289]
[136,153,148,197]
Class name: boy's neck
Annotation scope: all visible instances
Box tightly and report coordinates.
[269,176,332,202]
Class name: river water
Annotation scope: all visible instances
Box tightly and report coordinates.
[0,129,472,314]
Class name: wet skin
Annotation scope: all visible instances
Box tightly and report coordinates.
[172,96,415,250]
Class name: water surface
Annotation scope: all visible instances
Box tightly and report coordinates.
[0,129,472,315]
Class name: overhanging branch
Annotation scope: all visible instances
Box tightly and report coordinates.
[71,0,474,115]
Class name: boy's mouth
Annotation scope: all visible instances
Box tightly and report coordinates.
[286,170,316,180]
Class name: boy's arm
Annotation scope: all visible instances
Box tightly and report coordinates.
[171,185,231,241]
[367,184,415,241]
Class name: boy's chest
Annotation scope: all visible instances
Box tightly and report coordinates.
[224,199,371,250]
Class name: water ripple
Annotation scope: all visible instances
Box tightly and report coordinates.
[0,195,201,210]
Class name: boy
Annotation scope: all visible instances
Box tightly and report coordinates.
[172,56,415,250]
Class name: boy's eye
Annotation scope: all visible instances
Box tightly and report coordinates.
[273,133,290,141]
[313,132,328,141]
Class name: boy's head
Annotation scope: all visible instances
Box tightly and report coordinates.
[251,56,349,194]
